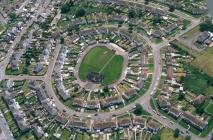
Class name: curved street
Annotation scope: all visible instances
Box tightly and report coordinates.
[0,0,212,139]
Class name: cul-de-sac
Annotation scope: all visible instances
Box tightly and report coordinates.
[0,0,213,140]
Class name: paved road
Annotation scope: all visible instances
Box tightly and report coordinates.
[0,0,212,140]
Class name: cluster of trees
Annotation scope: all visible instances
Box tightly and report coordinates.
[200,21,213,32]
[152,15,162,25]
[133,104,145,115]
[8,12,17,21]
[61,1,74,14]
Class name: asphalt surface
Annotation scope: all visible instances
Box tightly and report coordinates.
[0,0,212,140]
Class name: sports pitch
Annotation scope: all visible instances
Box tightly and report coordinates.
[79,46,124,85]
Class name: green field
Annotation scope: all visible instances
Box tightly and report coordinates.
[181,65,213,95]
[192,48,213,77]
[79,46,124,85]
[205,102,213,116]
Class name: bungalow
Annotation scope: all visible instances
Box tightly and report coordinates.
[167,66,173,80]
[157,96,171,109]
[147,121,161,134]
[72,98,86,108]
[69,119,89,131]
[93,120,117,132]
[32,124,44,139]
[108,15,127,23]
[197,31,210,44]
[141,50,148,67]
[123,88,137,100]
[151,30,163,38]
[101,95,123,108]
[192,95,206,106]
[133,116,145,128]
[118,118,132,128]
[98,27,108,34]
[164,24,177,35]
[72,18,86,26]
[33,63,43,73]
[57,84,70,100]
[55,114,68,124]
[42,99,58,116]
[85,100,100,109]
[181,112,208,130]
[79,29,98,37]
[134,80,144,90]
[31,85,58,116]
[3,90,29,132]
[160,84,170,96]
[169,107,182,118]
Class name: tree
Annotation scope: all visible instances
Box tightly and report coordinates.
[173,128,180,138]
[133,104,143,115]
[178,93,185,101]
[152,15,162,25]
[169,5,175,12]
[8,12,17,21]
[144,0,150,5]
[196,106,204,115]
[61,4,70,14]
[118,21,123,27]
[60,36,64,44]
[128,9,136,19]
[200,21,213,32]
[75,8,86,18]
[61,1,74,14]
[185,135,191,140]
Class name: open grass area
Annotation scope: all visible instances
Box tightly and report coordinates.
[79,46,124,85]
[192,47,213,77]
[183,25,200,38]
[205,102,213,116]
[160,128,184,140]
[181,65,213,95]
[170,40,200,57]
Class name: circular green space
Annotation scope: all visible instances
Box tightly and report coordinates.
[79,45,124,85]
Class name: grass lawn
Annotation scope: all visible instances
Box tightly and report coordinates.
[0,24,6,34]
[205,102,213,116]
[192,47,213,77]
[170,40,200,57]
[60,129,71,140]
[181,65,213,95]
[79,45,124,85]
[182,25,199,38]
[160,128,184,140]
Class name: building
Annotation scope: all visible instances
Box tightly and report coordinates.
[118,118,132,128]
[69,119,89,131]
[181,112,208,130]
[32,124,44,139]
[85,100,100,109]
[167,66,173,80]
[157,96,171,109]
[147,121,161,134]
[73,98,85,108]
[192,95,206,106]
[101,95,123,108]
[122,88,137,100]
[168,107,182,118]
[197,31,210,44]
[33,63,43,73]
[93,120,117,132]
[133,116,145,128]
